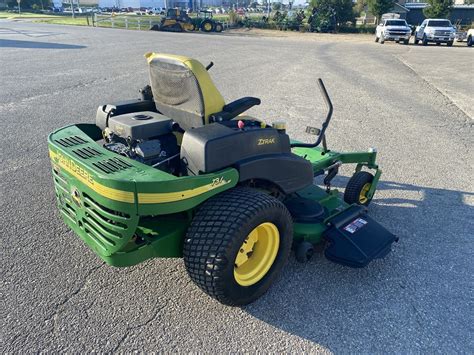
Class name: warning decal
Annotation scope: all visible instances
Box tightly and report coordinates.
[343,218,368,234]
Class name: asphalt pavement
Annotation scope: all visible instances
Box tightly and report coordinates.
[1,21,473,353]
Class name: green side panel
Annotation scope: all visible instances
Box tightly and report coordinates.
[48,125,141,257]
[135,168,239,215]
[48,123,239,264]
[102,215,190,267]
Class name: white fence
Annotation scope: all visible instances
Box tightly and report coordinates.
[92,14,230,31]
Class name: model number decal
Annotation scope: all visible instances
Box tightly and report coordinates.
[210,176,230,188]
[258,138,276,145]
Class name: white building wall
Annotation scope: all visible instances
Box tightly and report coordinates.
[98,0,164,8]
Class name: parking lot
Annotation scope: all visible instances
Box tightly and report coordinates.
[1,22,473,353]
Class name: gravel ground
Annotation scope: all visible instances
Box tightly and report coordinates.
[1,22,473,353]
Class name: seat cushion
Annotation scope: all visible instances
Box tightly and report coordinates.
[145,53,225,131]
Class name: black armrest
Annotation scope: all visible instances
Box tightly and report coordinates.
[209,97,261,122]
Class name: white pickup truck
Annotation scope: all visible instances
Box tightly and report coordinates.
[414,19,456,46]
[467,28,474,47]
[375,19,411,45]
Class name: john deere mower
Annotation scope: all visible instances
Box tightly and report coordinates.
[48,54,397,306]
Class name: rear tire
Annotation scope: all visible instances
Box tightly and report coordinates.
[414,37,419,45]
[344,171,375,206]
[375,36,379,43]
[447,41,453,47]
[380,36,385,44]
[183,187,293,306]
[468,35,473,47]
[200,19,214,32]
[404,39,409,45]
[436,42,441,46]
[422,35,428,46]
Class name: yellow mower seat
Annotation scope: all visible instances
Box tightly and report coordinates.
[145,53,225,131]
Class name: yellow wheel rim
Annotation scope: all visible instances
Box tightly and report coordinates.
[359,183,371,204]
[234,222,280,287]
[204,23,212,31]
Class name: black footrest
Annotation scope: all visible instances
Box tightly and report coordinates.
[323,205,397,268]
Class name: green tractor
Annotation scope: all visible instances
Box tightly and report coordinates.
[191,10,224,32]
[48,54,397,306]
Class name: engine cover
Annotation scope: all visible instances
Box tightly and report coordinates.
[180,123,314,193]
[108,111,172,141]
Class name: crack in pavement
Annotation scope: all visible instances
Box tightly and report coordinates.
[112,304,167,352]
[44,263,104,333]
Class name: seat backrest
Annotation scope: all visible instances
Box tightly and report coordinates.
[145,53,225,131]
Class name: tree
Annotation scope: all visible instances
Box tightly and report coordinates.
[354,0,367,17]
[6,0,51,9]
[423,0,453,18]
[367,0,395,22]
[272,2,282,11]
[309,0,355,28]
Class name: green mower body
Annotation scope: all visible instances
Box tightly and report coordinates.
[48,54,396,305]
[48,124,382,267]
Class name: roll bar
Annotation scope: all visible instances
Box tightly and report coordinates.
[291,78,333,148]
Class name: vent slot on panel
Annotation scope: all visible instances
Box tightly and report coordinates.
[55,136,87,148]
[73,146,103,159]
[81,193,132,252]
[92,157,133,174]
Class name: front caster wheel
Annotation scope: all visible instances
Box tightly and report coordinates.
[344,171,375,206]
[295,241,315,263]
[184,187,293,306]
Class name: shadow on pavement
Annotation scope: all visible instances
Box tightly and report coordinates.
[243,177,473,352]
[0,39,85,49]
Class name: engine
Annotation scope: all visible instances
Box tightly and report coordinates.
[99,111,180,174]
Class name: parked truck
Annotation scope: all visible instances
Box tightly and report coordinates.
[375,19,411,45]
[414,19,456,46]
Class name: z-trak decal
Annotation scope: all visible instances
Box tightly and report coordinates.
[257,138,276,145]
[49,149,233,205]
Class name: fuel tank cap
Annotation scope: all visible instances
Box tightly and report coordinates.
[132,114,153,120]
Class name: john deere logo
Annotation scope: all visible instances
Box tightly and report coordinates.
[257,138,276,145]
[71,187,82,207]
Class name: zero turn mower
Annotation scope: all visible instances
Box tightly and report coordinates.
[48,54,397,306]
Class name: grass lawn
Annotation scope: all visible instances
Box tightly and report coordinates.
[34,17,91,26]
[0,11,58,19]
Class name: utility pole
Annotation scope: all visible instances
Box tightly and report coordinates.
[17,0,21,15]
